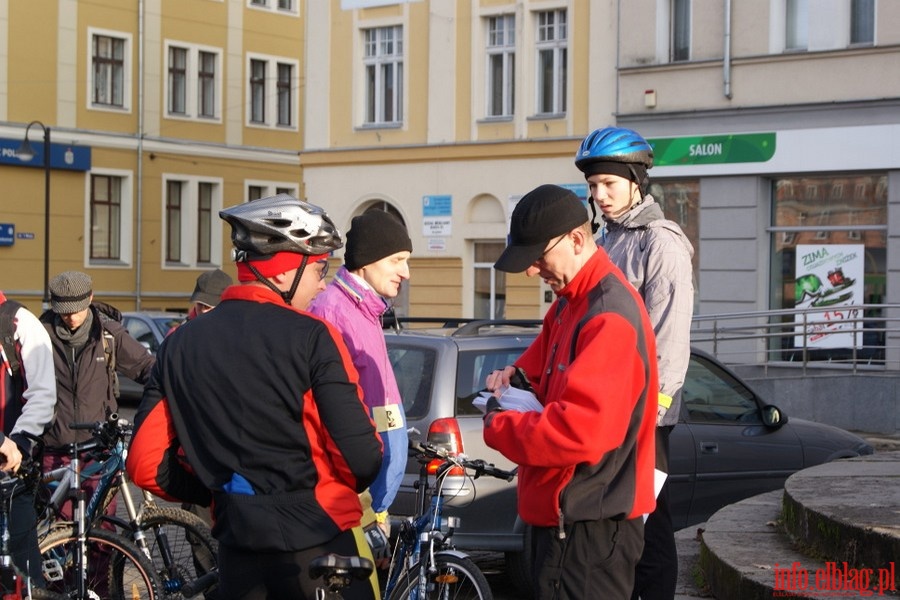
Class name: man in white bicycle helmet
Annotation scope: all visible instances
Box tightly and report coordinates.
[128,194,383,600]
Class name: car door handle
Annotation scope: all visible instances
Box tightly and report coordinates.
[700,442,719,454]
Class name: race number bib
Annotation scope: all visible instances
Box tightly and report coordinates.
[372,404,403,432]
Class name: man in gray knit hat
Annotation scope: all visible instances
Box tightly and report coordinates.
[40,271,155,521]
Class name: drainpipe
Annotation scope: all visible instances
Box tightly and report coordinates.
[723,0,733,99]
[135,0,145,309]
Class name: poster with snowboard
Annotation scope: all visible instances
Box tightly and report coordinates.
[794,244,864,349]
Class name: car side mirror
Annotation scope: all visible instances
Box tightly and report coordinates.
[761,404,787,429]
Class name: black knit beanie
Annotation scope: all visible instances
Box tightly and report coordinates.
[344,211,413,271]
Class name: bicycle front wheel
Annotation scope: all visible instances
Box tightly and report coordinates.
[137,506,218,598]
[39,527,162,600]
[388,554,493,600]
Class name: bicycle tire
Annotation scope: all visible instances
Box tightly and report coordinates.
[39,527,162,600]
[136,506,218,599]
[388,554,493,600]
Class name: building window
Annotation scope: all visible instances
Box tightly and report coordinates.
[364,26,404,125]
[92,33,126,108]
[90,175,122,260]
[166,181,183,262]
[248,0,295,12]
[247,54,298,128]
[250,59,266,124]
[198,182,213,263]
[164,176,223,267]
[168,47,187,114]
[535,9,567,115]
[277,63,293,126]
[486,15,515,118]
[166,43,221,120]
[770,174,887,310]
[671,0,690,61]
[245,181,298,202]
[785,0,808,51]
[199,51,217,117]
[851,0,874,45]
[474,242,506,319]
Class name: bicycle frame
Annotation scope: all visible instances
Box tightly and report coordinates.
[384,457,463,599]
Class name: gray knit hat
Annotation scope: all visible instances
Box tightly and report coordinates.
[49,271,94,314]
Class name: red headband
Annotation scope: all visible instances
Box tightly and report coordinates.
[236,251,329,282]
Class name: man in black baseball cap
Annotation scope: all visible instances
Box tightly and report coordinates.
[494,184,592,275]
[483,183,660,598]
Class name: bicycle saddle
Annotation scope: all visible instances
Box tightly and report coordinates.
[309,553,374,581]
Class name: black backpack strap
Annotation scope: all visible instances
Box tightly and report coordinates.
[1,300,23,375]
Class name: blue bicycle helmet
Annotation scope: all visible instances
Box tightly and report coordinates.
[575,127,654,233]
[575,126,654,173]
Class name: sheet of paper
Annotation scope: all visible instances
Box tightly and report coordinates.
[472,387,543,413]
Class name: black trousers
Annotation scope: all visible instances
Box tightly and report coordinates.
[10,491,43,585]
[533,517,644,600]
[217,527,378,600]
[631,426,678,600]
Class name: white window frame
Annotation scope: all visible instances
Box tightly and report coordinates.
[247,0,298,15]
[485,14,516,118]
[164,41,223,122]
[88,28,132,113]
[362,25,404,126]
[161,174,224,269]
[534,9,567,116]
[245,53,300,130]
[85,169,134,267]
[244,180,299,202]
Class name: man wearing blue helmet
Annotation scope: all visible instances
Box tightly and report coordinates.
[576,126,695,600]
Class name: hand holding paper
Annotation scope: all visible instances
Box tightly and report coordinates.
[472,386,543,413]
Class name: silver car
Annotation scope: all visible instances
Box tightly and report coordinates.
[385,320,874,591]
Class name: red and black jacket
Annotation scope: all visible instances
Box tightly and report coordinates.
[483,250,658,527]
[127,285,383,552]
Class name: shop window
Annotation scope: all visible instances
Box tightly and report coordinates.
[648,180,700,295]
[769,174,888,363]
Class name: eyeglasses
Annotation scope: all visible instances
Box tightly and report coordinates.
[536,233,567,263]
[316,260,329,281]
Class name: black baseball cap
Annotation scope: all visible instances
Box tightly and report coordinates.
[494,184,589,273]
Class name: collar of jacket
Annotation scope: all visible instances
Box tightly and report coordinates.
[605,195,664,230]
[557,249,618,307]
[333,266,389,320]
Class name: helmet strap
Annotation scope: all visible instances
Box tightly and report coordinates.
[284,255,310,305]
[245,254,310,305]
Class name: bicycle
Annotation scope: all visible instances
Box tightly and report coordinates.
[310,554,374,600]
[35,414,217,598]
[383,441,517,600]
[0,459,67,600]
[29,423,162,599]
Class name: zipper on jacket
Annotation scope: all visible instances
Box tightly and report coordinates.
[557,509,566,540]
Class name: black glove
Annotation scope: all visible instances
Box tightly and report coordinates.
[484,396,503,414]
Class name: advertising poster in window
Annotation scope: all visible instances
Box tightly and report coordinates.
[794,244,864,348]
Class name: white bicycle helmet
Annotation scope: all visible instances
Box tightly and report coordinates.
[219,193,343,258]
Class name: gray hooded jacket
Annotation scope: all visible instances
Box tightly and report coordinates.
[600,196,695,427]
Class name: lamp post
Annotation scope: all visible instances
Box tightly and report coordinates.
[16,121,51,311]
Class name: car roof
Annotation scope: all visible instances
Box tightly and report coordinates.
[384,318,542,339]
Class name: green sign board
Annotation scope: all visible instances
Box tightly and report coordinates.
[648,132,775,166]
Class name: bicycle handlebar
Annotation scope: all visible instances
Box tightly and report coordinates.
[410,441,517,482]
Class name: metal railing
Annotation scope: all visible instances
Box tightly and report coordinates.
[690,303,900,374]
